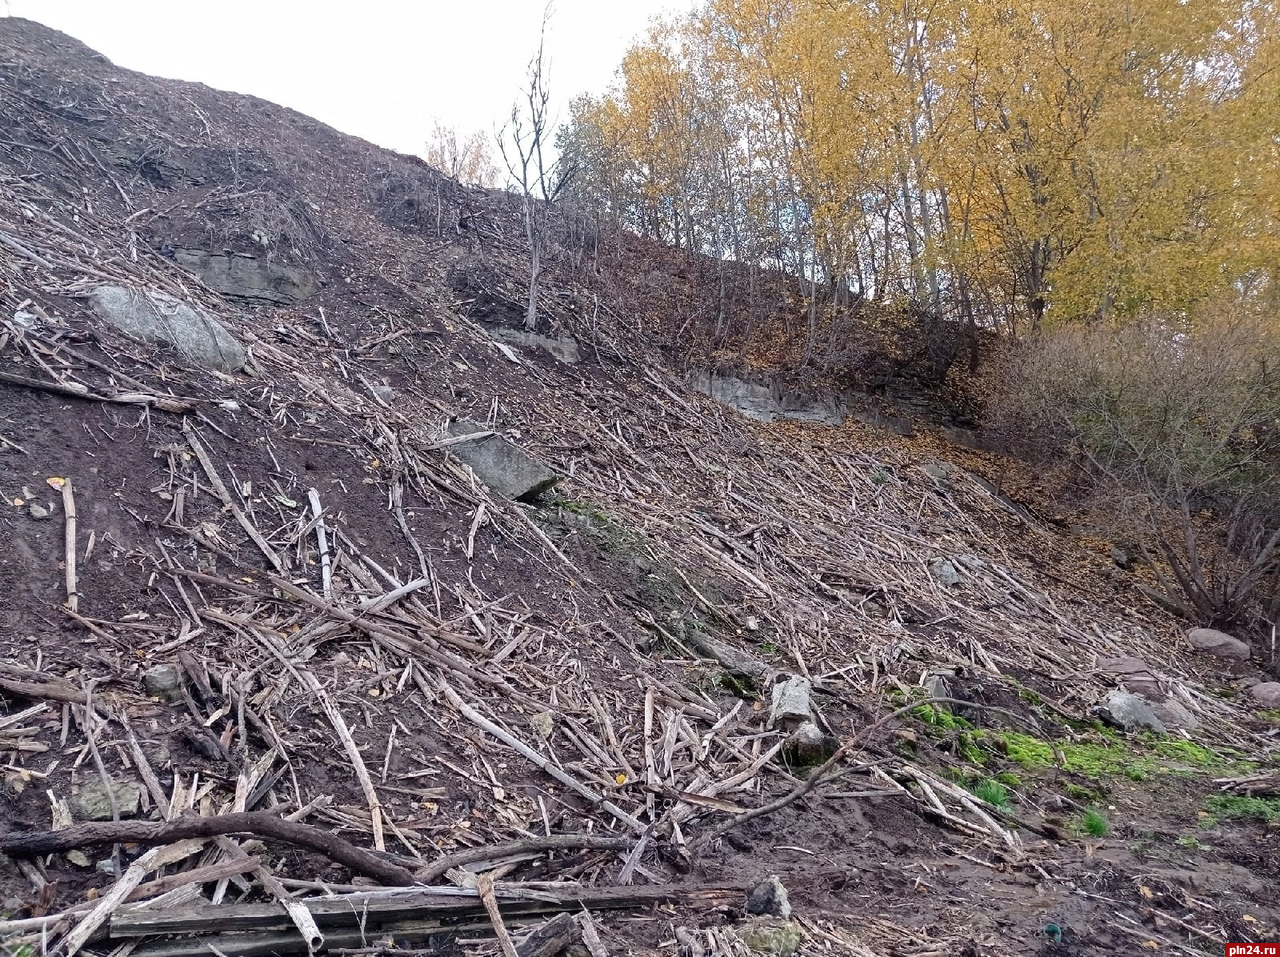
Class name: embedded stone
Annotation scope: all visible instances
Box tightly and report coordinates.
[88,284,246,372]
[1186,628,1251,661]
[1093,689,1165,733]
[71,778,142,821]
[1248,683,1280,708]
[445,420,559,502]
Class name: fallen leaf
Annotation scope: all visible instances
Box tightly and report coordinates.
[46,476,66,489]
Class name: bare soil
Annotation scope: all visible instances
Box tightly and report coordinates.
[0,16,1278,957]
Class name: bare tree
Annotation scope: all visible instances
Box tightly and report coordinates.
[424,119,498,187]
[499,6,575,332]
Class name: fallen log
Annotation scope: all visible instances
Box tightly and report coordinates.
[0,811,414,886]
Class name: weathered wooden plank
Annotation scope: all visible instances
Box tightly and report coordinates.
[111,884,745,939]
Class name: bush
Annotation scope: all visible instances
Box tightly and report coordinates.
[989,301,1280,630]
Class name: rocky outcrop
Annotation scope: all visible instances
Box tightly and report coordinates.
[88,284,246,372]
[692,373,844,426]
[487,327,580,364]
[174,247,318,305]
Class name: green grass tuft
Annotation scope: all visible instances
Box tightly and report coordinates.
[970,778,1011,807]
[1080,808,1110,837]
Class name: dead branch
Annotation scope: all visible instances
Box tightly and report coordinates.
[0,811,415,885]
[414,834,634,884]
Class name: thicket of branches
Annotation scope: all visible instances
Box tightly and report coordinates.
[989,301,1280,632]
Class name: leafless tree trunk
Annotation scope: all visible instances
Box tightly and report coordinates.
[499,7,575,332]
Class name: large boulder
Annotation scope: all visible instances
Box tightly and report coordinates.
[445,420,559,502]
[88,284,246,372]
[1093,689,1166,733]
[1096,656,1161,697]
[174,248,319,305]
[1147,698,1200,732]
[1186,627,1251,661]
[1095,657,1198,730]
[1248,683,1280,708]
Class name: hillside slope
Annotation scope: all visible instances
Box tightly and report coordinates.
[1,18,1278,957]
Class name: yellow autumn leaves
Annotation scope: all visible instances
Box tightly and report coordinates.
[561,0,1280,329]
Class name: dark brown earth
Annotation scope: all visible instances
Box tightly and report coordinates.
[1,16,1279,957]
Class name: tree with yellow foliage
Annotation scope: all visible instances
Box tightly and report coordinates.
[564,0,1280,339]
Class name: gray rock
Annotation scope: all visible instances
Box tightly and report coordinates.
[769,676,813,730]
[692,373,844,426]
[371,385,394,404]
[1111,545,1136,569]
[88,285,246,372]
[1096,655,1152,676]
[921,462,953,483]
[1147,697,1200,731]
[929,558,962,587]
[28,503,50,520]
[1248,682,1280,708]
[487,327,580,364]
[1095,657,1198,728]
[142,663,184,702]
[746,876,791,918]
[736,918,801,957]
[1092,689,1166,733]
[941,426,981,449]
[1186,627,1251,661]
[529,711,555,739]
[71,778,143,821]
[446,420,559,502]
[922,673,951,702]
[853,407,914,436]
[1096,656,1162,699]
[174,248,319,305]
[783,721,839,767]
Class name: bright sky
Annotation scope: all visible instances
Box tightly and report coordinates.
[4,1,687,157]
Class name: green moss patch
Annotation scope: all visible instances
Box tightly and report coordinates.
[1201,795,1280,825]
[980,730,1256,781]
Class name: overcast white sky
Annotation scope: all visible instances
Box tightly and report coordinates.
[4,1,687,157]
